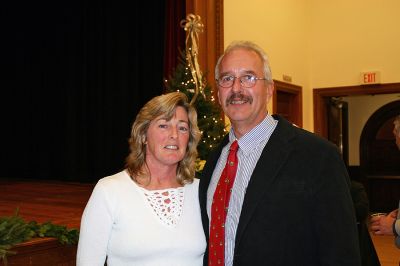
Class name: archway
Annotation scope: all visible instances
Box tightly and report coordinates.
[359,100,400,211]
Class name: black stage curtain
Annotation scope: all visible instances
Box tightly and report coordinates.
[1,1,167,182]
[163,0,186,81]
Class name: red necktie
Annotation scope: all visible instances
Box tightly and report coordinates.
[209,140,239,265]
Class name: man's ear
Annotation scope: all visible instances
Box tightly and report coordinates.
[266,82,274,99]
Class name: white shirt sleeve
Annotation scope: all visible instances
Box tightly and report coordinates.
[77,181,114,266]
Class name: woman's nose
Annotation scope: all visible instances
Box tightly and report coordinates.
[169,127,178,139]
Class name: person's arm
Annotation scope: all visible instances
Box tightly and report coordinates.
[395,205,400,248]
[395,218,400,248]
[76,181,114,266]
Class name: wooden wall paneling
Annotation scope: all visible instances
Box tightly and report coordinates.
[1,238,77,266]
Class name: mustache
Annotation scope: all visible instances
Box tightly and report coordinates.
[225,92,253,106]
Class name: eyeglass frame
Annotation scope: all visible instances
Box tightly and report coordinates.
[216,74,268,88]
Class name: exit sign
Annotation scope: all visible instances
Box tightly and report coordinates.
[360,71,381,85]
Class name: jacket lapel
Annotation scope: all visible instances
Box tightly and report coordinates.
[234,116,296,248]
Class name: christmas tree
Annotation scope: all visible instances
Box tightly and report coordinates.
[164,14,226,170]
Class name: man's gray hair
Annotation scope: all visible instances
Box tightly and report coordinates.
[215,41,273,82]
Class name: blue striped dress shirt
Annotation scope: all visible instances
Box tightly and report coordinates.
[207,114,278,266]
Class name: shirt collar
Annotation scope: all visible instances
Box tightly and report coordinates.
[228,114,277,154]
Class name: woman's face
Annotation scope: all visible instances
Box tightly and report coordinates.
[145,106,190,168]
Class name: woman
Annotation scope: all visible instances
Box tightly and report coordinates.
[77,92,206,265]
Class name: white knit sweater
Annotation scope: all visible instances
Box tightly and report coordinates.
[77,170,206,266]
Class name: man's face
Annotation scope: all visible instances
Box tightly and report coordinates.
[217,48,273,135]
[393,127,400,150]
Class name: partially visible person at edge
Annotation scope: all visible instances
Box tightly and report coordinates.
[199,40,361,265]
[370,114,400,248]
[77,92,206,265]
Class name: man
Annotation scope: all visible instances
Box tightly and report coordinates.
[370,114,400,248]
[394,114,400,151]
[199,41,361,265]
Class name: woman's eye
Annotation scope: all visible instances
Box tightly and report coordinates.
[158,124,168,129]
[179,126,188,132]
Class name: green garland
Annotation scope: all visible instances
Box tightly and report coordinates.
[0,209,79,264]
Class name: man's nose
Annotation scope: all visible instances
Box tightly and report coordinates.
[231,77,242,92]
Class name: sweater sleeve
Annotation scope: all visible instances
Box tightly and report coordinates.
[76,180,114,266]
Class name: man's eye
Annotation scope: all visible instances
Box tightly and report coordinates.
[242,75,255,81]
[221,76,234,82]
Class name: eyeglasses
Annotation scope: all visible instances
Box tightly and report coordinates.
[216,74,267,88]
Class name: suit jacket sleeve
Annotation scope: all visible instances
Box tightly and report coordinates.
[310,143,361,265]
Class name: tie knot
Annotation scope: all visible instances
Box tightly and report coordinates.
[229,140,239,152]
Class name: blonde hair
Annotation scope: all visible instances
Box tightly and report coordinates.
[125,92,201,185]
[215,40,273,82]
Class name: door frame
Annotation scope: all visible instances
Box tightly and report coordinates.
[313,83,400,138]
[273,80,303,127]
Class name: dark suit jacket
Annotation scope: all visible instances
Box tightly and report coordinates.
[199,115,361,266]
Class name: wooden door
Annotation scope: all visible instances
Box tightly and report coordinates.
[273,80,302,127]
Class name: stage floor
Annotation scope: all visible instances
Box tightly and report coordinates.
[0,179,95,229]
